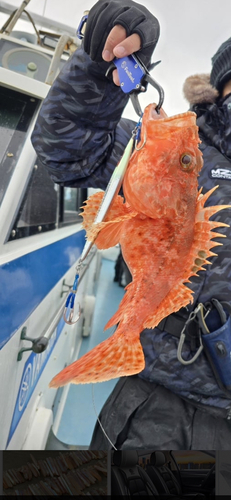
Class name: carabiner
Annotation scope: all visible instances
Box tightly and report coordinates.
[63,297,81,325]
[63,268,81,325]
[177,304,204,365]
[177,330,204,365]
[76,11,89,40]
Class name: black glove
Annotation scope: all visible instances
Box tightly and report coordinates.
[83,0,160,68]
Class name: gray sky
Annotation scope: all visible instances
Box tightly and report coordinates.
[1,0,231,119]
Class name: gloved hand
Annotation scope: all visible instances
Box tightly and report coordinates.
[83,0,160,69]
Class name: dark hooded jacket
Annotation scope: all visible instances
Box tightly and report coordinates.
[31,51,231,421]
[137,75,231,418]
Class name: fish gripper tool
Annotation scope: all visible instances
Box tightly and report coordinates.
[107,53,165,116]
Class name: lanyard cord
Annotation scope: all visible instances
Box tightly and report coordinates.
[91,384,117,451]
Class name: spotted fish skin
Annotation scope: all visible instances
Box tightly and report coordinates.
[49,104,230,388]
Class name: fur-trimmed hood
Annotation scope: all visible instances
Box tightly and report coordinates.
[183,74,231,161]
[183,74,219,106]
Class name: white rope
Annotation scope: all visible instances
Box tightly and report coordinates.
[91,384,117,451]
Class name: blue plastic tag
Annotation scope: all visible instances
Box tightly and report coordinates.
[114,55,145,93]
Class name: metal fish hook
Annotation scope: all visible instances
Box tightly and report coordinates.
[63,263,82,324]
[135,131,146,151]
[63,300,81,325]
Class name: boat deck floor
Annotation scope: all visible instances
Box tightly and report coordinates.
[53,255,125,448]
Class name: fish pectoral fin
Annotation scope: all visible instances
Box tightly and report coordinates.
[144,282,194,329]
[81,191,137,248]
[92,220,124,249]
[49,330,145,386]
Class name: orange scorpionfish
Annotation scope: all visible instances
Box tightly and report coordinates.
[50,104,229,388]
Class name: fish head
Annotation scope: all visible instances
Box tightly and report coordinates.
[123,104,203,219]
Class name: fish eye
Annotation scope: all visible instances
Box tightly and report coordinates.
[180,153,193,171]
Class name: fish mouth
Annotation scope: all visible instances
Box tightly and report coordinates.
[151,106,168,120]
[133,104,198,150]
[150,105,196,124]
[149,104,196,128]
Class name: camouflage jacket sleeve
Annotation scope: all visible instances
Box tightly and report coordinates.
[31,47,135,190]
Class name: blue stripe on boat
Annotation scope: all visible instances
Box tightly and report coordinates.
[0,230,86,349]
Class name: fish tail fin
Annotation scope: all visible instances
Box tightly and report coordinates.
[49,329,144,386]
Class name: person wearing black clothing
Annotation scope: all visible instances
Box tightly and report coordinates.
[31,1,231,449]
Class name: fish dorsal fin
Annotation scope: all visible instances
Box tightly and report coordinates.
[81,191,137,249]
[144,282,194,328]
[144,186,230,329]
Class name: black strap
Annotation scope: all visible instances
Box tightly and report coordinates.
[157,314,187,338]
[157,310,200,350]
[158,301,231,339]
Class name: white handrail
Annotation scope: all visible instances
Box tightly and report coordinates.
[45,34,78,85]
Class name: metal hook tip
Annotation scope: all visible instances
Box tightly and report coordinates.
[63,303,81,325]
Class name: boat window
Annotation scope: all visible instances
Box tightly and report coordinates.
[173,450,215,470]
[0,86,40,207]
[8,160,58,240]
[8,167,88,240]
[59,186,88,226]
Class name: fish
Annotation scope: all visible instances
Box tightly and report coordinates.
[49,103,229,388]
